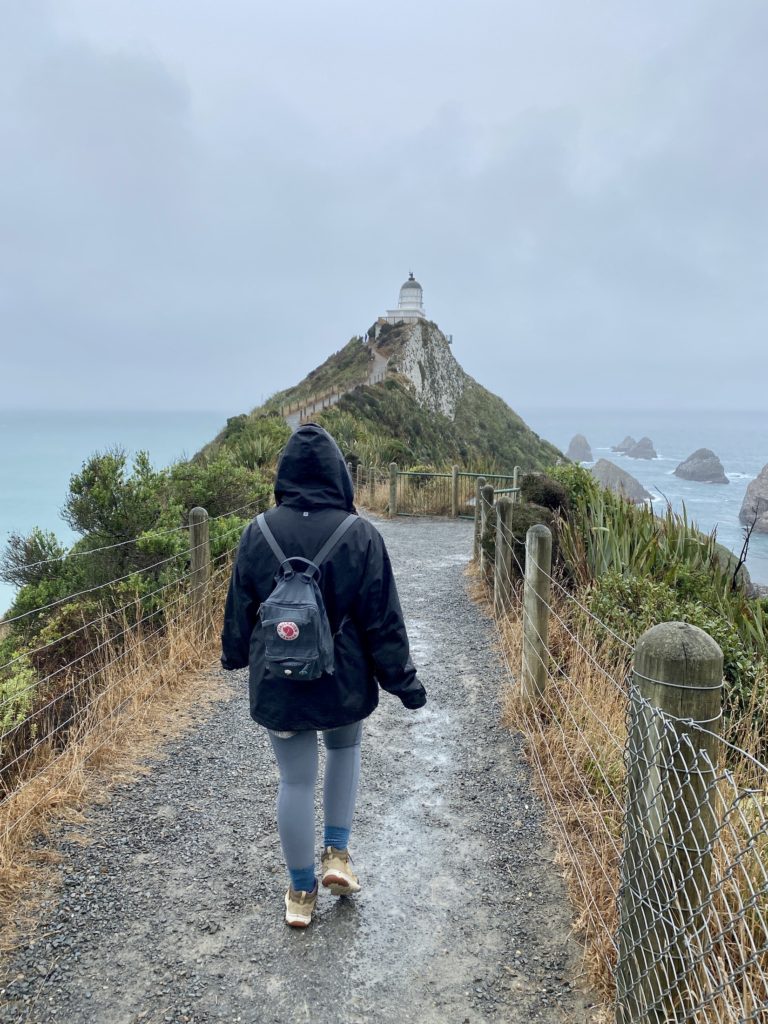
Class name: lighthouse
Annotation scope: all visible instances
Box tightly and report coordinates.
[383,272,426,324]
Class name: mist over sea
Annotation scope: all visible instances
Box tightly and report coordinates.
[1,405,766,615]
[518,406,768,588]
[0,410,229,614]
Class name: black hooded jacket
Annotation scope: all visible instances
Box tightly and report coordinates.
[220,424,426,730]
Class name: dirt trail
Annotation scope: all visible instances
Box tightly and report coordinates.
[0,517,595,1024]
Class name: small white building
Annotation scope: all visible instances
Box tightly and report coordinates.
[382,272,426,324]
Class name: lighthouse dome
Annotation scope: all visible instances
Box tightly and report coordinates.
[400,273,422,293]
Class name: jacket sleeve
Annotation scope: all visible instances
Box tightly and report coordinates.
[357,530,426,708]
[220,527,260,671]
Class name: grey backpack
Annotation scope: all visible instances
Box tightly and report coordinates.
[255,512,358,680]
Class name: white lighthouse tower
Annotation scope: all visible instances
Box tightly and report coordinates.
[383,272,426,324]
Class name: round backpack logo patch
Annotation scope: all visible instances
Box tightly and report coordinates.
[277,621,300,641]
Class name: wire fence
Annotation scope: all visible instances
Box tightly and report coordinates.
[353,463,521,518]
[0,498,268,849]
[475,486,768,1020]
[0,496,266,629]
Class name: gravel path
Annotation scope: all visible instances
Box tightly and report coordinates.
[1,516,595,1023]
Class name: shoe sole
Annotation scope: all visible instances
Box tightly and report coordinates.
[322,872,361,896]
[285,916,312,928]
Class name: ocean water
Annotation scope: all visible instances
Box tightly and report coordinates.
[517,406,768,588]
[0,410,229,615]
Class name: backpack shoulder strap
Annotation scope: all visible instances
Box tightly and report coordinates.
[313,514,359,567]
[255,512,288,566]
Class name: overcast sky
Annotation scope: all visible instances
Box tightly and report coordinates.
[2,1,766,414]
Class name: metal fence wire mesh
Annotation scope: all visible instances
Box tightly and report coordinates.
[617,689,768,1023]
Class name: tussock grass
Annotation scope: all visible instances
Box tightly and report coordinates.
[0,559,234,952]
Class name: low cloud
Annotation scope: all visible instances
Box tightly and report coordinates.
[1,1,766,412]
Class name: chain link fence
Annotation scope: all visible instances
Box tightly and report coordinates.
[617,685,768,1022]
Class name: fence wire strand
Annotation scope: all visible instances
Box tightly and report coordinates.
[0,498,261,627]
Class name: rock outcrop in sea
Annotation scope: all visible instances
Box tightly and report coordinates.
[625,436,657,460]
[566,434,593,463]
[590,459,653,504]
[674,448,729,484]
[740,464,768,533]
[611,436,636,453]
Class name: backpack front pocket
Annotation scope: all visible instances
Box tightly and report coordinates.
[260,605,322,675]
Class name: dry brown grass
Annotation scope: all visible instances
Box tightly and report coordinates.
[357,474,391,515]
[0,557,235,952]
[488,577,628,997]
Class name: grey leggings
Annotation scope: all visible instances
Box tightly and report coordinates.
[267,721,363,871]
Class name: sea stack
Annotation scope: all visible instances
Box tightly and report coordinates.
[740,464,768,533]
[590,459,653,504]
[674,448,729,484]
[611,436,636,453]
[626,436,657,460]
[566,434,593,463]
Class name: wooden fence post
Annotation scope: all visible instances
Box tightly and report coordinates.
[389,463,398,517]
[189,506,211,631]
[494,496,515,615]
[520,524,552,705]
[473,476,486,561]
[479,483,495,576]
[356,463,363,497]
[615,622,723,1024]
[512,465,520,504]
[368,466,376,506]
[451,465,460,518]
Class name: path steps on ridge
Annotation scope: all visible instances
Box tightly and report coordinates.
[283,349,389,431]
[0,517,594,1024]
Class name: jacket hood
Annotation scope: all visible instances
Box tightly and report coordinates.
[274,423,355,511]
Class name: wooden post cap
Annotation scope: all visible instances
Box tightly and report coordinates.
[635,621,723,673]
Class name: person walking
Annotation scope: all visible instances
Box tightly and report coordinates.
[220,423,426,927]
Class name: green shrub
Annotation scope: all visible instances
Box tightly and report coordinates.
[62,449,166,541]
[586,569,766,725]
[519,473,570,513]
[505,503,557,581]
[168,452,270,518]
[0,529,68,589]
[0,658,36,739]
